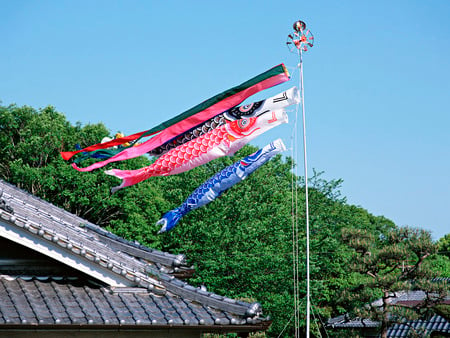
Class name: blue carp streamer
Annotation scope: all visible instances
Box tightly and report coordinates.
[156,138,286,233]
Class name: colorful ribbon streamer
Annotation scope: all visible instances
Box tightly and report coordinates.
[61,64,290,171]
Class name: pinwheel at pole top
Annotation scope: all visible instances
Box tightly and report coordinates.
[286,20,314,53]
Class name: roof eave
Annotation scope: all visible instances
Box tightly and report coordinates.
[0,323,272,332]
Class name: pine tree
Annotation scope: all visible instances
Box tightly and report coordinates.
[341,226,448,338]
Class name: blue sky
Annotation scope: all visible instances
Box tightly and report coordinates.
[1,1,449,239]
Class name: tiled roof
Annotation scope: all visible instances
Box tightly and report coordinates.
[0,275,269,329]
[327,287,450,337]
[327,314,379,328]
[0,179,271,331]
[329,314,449,337]
[392,289,450,307]
[387,315,449,337]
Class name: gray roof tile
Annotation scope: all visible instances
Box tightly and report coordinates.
[387,315,449,337]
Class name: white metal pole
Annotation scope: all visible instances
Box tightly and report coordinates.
[299,48,311,338]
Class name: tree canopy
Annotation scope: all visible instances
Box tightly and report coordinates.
[1,102,448,337]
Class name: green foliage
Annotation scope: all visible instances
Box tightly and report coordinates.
[340,226,449,337]
[422,254,450,278]
[1,102,448,337]
[437,234,450,259]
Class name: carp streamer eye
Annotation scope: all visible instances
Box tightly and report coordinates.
[229,117,256,135]
[239,103,254,113]
[238,119,249,129]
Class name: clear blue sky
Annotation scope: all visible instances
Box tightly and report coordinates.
[1,1,449,239]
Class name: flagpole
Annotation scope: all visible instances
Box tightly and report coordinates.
[299,47,311,338]
[287,20,314,336]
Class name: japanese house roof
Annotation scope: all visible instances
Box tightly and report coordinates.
[0,179,270,331]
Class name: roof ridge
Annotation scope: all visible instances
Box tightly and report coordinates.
[81,222,190,269]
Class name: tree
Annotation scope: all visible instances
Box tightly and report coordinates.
[340,226,449,338]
